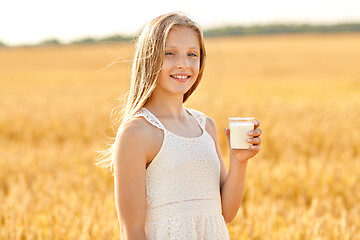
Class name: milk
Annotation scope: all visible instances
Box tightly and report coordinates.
[229,120,254,149]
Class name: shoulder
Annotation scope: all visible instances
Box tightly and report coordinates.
[114,117,158,162]
[205,116,218,138]
[116,117,153,142]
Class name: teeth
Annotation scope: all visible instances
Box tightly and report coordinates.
[172,75,189,79]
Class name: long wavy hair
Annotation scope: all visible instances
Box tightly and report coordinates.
[95,12,206,171]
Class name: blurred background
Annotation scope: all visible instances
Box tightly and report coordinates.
[1,0,360,239]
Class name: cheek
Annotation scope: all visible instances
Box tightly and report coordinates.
[160,60,169,71]
[159,60,171,76]
[192,60,200,74]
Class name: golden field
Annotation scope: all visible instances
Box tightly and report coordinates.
[1,33,360,239]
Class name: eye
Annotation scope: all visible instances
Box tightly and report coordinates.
[165,51,174,56]
[188,52,198,57]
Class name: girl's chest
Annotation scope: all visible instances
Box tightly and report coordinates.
[158,133,220,173]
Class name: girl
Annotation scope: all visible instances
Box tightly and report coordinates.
[98,12,262,240]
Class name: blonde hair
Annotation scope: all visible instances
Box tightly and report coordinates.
[95,12,206,171]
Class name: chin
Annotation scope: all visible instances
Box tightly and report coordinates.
[173,87,193,95]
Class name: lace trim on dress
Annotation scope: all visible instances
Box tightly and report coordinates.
[132,107,206,134]
[185,107,206,131]
[132,108,166,131]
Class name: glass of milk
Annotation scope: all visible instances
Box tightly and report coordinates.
[228,117,255,149]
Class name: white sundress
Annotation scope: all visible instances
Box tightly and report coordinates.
[131,107,230,240]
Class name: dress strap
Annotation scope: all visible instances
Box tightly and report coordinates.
[132,107,206,132]
[184,107,207,131]
[132,107,167,131]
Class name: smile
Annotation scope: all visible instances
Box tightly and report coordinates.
[170,74,191,82]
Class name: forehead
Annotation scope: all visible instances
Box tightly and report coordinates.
[165,27,200,49]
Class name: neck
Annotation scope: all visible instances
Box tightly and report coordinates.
[144,90,186,120]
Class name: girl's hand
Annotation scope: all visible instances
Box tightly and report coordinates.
[224,120,262,162]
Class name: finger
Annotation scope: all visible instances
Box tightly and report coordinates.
[254,120,260,129]
[247,137,261,145]
[224,128,231,148]
[250,145,260,153]
[249,128,262,137]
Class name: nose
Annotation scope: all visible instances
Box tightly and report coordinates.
[176,54,189,69]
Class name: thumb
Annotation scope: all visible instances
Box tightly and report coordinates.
[224,127,231,148]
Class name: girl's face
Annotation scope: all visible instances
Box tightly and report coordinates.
[156,26,200,97]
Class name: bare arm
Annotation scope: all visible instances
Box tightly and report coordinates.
[206,117,250,223]
[113,120,148,240]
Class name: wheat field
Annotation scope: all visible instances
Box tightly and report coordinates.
[1,33,360,239]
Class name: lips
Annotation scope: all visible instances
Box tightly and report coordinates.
[170,74,191,82]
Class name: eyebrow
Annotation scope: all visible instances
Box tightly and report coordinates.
[166,46,200,50]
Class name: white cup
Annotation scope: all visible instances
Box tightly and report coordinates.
[228,117,255,149]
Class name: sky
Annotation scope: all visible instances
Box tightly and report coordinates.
[1,0,360,46]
